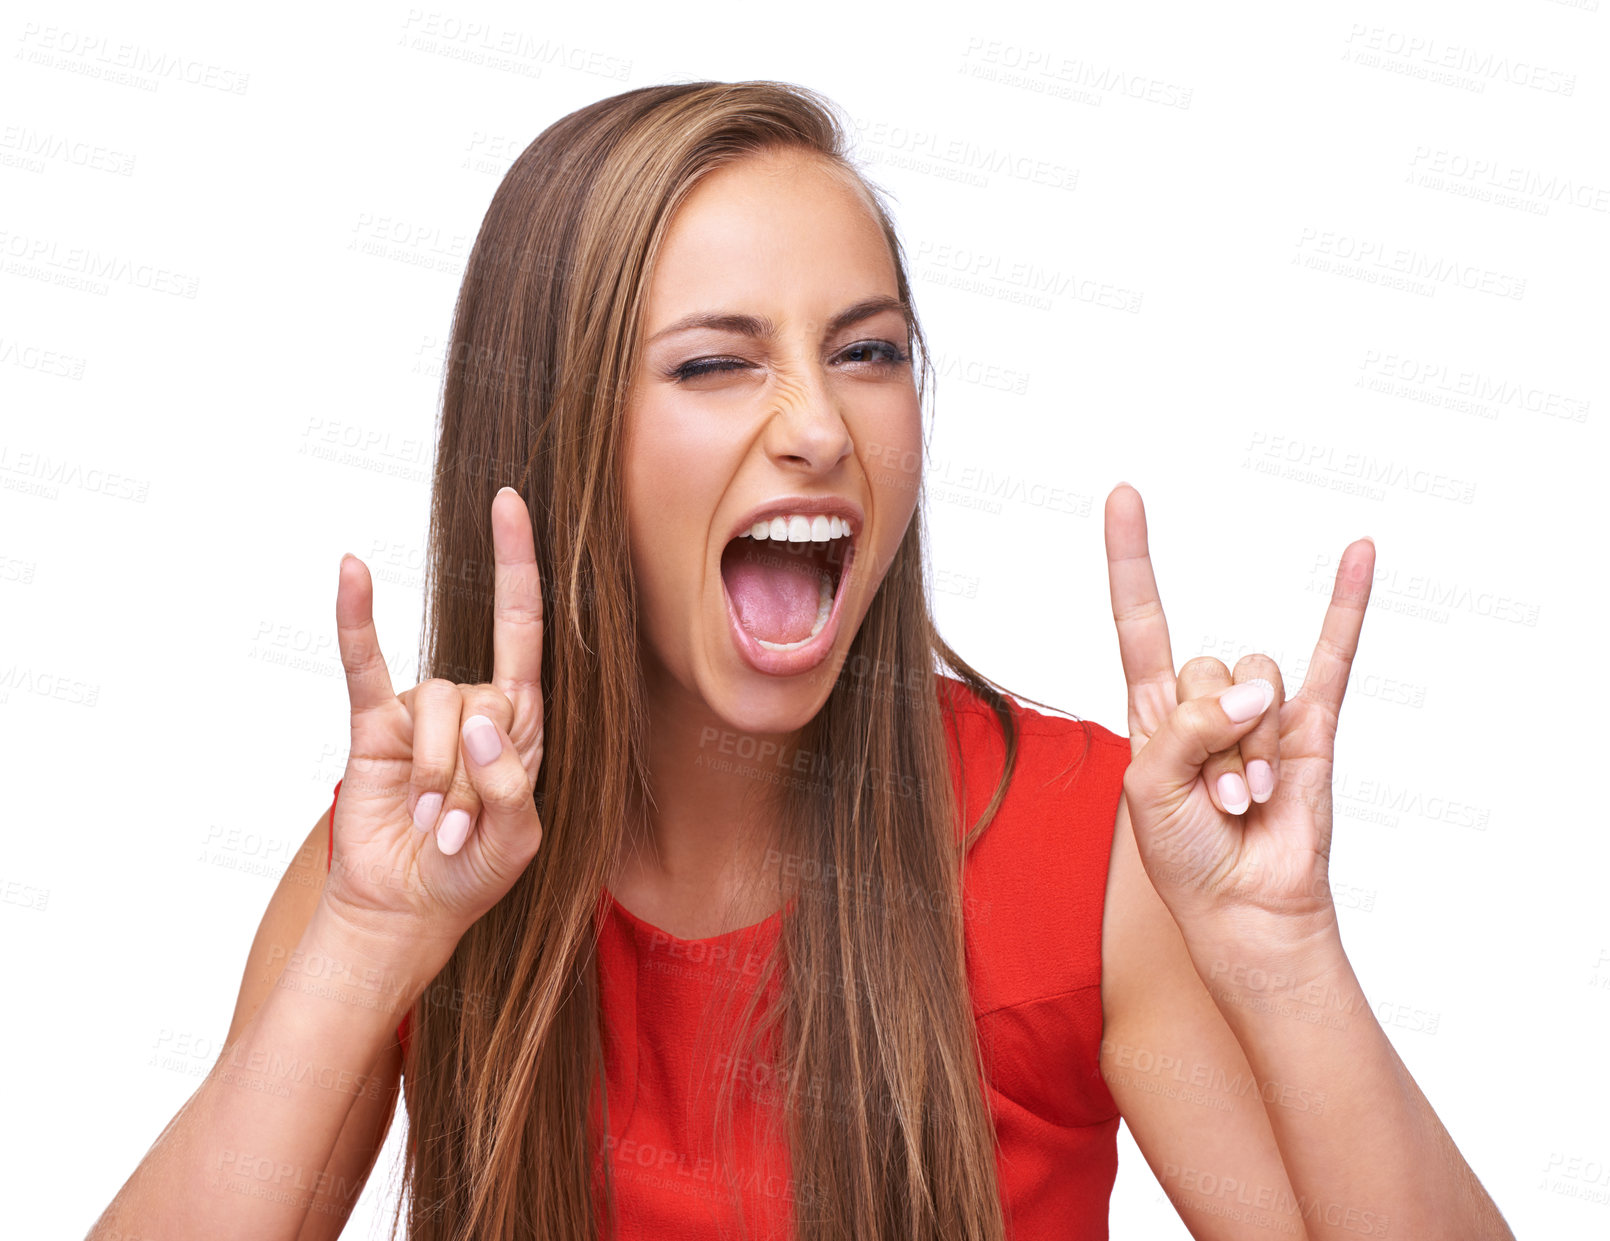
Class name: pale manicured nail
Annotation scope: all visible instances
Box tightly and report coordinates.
[1220,678,1275,724]
[437,809,471,856]
[1246,759,1275,803]
[1217,771,1250,815]
[463,714,501,765]
[412,791,443,832]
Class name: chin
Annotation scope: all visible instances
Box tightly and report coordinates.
[701,653,844,738]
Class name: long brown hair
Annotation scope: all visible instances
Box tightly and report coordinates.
[401,79,1048,1241]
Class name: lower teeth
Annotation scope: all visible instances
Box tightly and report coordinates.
[754,570,834,651]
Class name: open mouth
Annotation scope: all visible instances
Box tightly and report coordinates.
[719,518,854,652]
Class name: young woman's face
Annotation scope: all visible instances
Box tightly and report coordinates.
[622,147,923,736]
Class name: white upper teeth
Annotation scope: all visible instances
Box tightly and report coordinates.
[740,514,851,542]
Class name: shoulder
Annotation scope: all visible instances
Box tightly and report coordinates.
[940,677,1129,1129]
[937,673,1130,836]
[938,675,1130,1012]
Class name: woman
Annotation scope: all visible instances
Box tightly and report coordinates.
[91,80,1513,1240]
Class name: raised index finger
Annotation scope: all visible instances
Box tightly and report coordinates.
[490,486,544,714]
[336,553,398,716]
[1104,483,1177,699]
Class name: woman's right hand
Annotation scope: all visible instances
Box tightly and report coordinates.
[320,486,547,964]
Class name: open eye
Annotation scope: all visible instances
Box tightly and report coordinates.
[838,340,910,368]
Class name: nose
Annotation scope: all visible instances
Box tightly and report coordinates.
[760,363,855,474]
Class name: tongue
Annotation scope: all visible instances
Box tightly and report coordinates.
[721,541,823,644]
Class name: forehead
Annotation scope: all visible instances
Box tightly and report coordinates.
[644,150,899,321]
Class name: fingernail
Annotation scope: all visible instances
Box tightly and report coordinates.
[412,791,443,832]
[1246,759,1275,803]
[463,714,502,765]
[1221,678,1275,723]
[1218,771,1250,815]
[437,809,471,855]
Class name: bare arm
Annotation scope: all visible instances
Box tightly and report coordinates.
[221,808,405,1238]
[1180,900,1509,1239]
[91,500,550,1238]
[1102,796,1310,1239]
[1099,484,1512,1239]
[88,809,422,1241]
[1102,794,1511,1240]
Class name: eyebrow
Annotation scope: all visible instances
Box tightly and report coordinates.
[645,294,912,345]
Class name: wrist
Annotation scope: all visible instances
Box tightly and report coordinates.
[1185,917,1368,1034]
[1178,898,1343,962]
[293,902,455,1024]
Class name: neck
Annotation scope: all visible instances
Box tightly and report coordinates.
[612,662,796,937]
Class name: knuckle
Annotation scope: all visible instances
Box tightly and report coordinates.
[1178,697,1220,747]
[342,644,384,678]
[447,759,480,794]
[1233,653,1281,681]
[1178,655,1229,682]
[463,684,515,722]
[478,768,531,808]
[411,758,456,789]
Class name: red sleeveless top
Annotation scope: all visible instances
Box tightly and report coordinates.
[325,674,1130,1238]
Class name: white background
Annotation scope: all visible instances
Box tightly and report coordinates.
[3,1,1606,1236]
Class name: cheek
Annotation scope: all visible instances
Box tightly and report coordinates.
[623,400,737,628]
[859,393,924,554]
[627,393,742,512]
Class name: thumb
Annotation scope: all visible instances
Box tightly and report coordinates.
[454,712,544,873]
[1130,678,1277,803]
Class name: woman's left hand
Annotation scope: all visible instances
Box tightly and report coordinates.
[1103,483,1376,950]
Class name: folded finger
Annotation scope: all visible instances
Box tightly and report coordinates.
[456,711,544,873]
[432,685,514,856]
[1131,678,1277,819]
[1176,656,1250,816]
[1232,654,1285,804]
[407,679,464,832]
